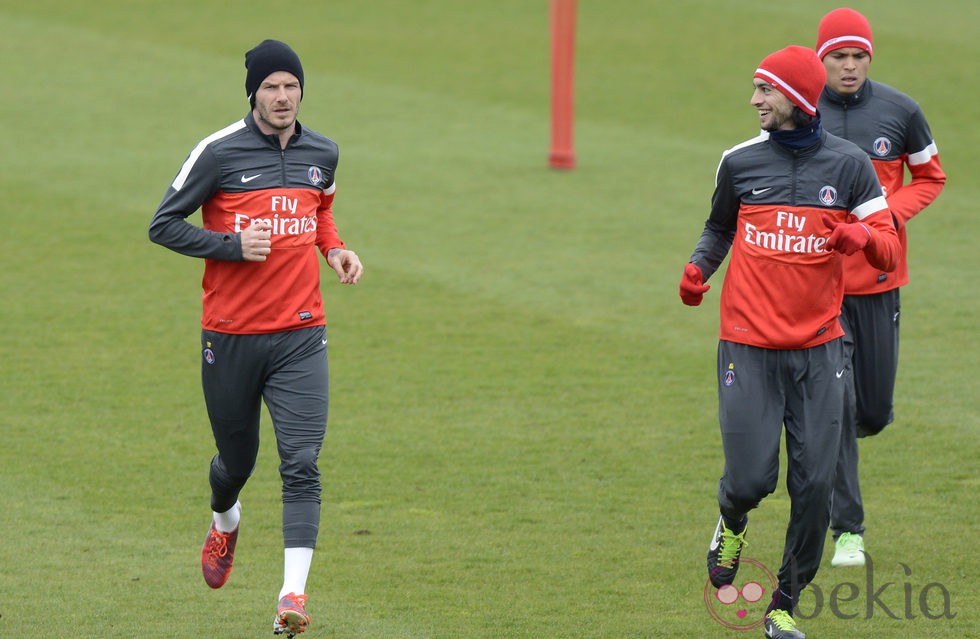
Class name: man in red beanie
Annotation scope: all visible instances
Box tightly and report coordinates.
[679,45,901,639]
[150,39,364,636]
[816,8,946,569]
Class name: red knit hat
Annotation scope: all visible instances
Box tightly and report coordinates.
[754,46,826,116]
[816,8,874,59]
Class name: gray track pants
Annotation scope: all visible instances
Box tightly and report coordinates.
[201,325,329,548]
[715,339,844,598]
[831,289,900,538]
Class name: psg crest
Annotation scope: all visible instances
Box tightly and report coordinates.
[308,166,323,187]
[819,185,838,206]
[873,137,892,156]
[723,363,736,387]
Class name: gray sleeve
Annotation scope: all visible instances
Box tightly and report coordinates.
[690,157,738,282]
[148,145,242,261]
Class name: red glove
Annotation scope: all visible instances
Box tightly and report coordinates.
[679,262,710,306]
[822,213,871,255]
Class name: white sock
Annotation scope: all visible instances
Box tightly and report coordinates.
[212,501,241,533]
[279,547,314,599]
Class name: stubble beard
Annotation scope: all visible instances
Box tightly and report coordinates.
[762,111,791,132]
[257,104,296,132]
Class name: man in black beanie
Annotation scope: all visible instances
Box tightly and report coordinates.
[149,38,363,637]
[245,39,305,108]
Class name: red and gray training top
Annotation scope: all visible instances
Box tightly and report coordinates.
[819,80,946,295]
[690,129,901,351]
[149,112,346,335]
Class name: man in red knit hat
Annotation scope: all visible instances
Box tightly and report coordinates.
[679,44,901,639]
[815,8,946,569]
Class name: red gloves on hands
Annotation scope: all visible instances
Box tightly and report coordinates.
[822,214,872,256]
[679,262,710,306]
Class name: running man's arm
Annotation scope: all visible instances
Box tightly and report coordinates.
[148,145,242,261]
[690,158,738,281]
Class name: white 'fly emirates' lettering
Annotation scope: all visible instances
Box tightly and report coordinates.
[233,213,317,235]
[743,221,829,254]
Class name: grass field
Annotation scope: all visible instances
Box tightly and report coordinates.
[1,1,977,637]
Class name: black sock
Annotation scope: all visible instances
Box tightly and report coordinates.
[767,588,795,615]
[721,513,747,534]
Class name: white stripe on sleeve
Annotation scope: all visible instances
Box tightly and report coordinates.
[850,195,889,220]
[907,141,939,166]
[171,120,247,191]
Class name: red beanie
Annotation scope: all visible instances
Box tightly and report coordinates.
[816,8,874,59]
[754,46,826,116]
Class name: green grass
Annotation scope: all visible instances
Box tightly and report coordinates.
[1,1,977,637]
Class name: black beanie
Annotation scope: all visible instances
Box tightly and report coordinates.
[245,40,304,105]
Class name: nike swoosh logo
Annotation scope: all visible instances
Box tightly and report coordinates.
[708,517,722,551]
[751,187,772,195]
[321,339,328,345]
[241,174,262,183]
[836,369,845,378]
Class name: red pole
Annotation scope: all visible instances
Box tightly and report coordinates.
[549,0,576,169]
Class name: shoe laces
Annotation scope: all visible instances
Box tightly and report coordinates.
[280,593,308,610]
[767,609,798,631]
[838,532,861,552]
[718,527,748,568]
[204,529,231,564]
